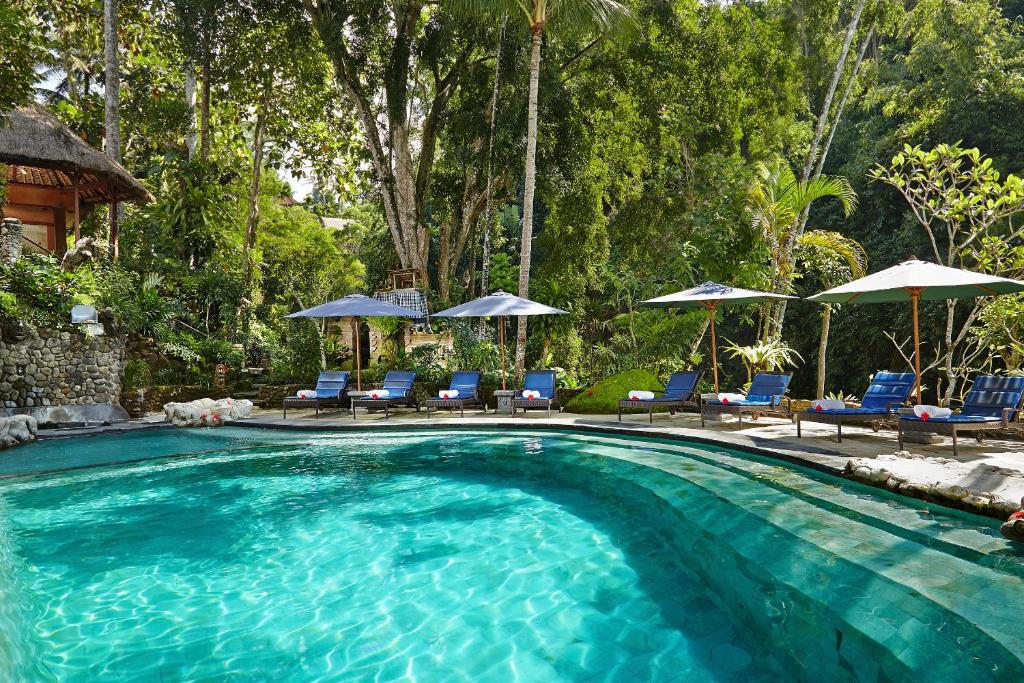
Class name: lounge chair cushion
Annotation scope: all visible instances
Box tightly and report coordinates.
[661,371,700,401]
[805,407,890,415]
[707,398,773,407]
[900,415,1001,424]
[859,371,916,411]
[521,371,556,400]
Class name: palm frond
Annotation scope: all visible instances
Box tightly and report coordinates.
[797,230,868,279]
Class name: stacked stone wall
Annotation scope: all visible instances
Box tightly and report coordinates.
[0,328,124,407]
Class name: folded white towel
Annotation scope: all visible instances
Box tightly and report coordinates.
[438,389,460,400]
[628,390,655,400]
[297,389,317,399]
[914,405,951,419]
[522,390,541,400]
[367,389,391,400]
[717,393,746,404]
[811,399,845,411]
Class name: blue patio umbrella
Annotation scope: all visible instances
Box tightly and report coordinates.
[432,291,567,389]
[287,294,422,390]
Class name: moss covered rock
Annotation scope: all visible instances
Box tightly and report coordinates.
[565,369,664,414]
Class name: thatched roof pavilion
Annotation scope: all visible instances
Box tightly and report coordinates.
[0,105,153,254]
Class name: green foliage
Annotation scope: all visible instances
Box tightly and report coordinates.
[487,253,518,293]
[0,254,85,328]
[0,1,41,111]
[723,338,803,384]
[0,292,19,326]
[123,359,153,389]
[564,369,664,414]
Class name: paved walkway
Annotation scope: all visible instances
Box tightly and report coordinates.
[241,406,1024,509]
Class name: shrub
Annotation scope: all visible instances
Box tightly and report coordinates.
[565,369,665,414]
[0,291,19,325]
[123,359,153,388]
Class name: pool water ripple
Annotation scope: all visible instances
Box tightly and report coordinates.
[0,428,1021,681]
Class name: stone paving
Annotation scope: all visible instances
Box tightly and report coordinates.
[237,405,1024,515]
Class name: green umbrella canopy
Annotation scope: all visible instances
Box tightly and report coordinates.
[808,259,1024,304]
[640,282,795,393]
[808,259,1024,404]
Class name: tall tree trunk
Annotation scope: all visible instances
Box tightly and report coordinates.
[200,48,212,161]
[185,58,198,160]
[769,0,867,334]
[816,304,832,398]
[103,0,122,259]
[479,21,506,337]
[239,99,268,336]
[514,26,543,378]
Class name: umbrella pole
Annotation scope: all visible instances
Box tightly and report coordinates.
[499,316,507,390]
[910,289,921,404]
[354,316,362,391]
[706,303,719,394]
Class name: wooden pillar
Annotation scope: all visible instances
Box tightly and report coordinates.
[52,207,67,256]
[73,174,81,242]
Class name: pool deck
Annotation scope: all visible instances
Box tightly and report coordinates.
[231,406,1024,516]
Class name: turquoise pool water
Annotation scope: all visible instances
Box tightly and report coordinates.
[0,428,1022,681]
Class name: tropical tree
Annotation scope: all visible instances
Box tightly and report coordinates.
[794,230,867,397]
[870,143,1024,401]
[747,159,858,339]
[103,0,123,258]
[451,0,633,378]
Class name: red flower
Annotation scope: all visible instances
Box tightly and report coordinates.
[721,398,729,405]
[921,412,930,421]
[527,395,534,400]
[587,390,593,397]
[1010,510,1024,520]
[212,413,221,420]
[631,396,638,401]
[815,404,822,412]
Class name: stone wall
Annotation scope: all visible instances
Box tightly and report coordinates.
[0,328,125,407]
[1,218,23,264]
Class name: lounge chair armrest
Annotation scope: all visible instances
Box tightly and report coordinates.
[1002,406,1018,427]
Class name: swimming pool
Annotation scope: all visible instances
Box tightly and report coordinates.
[0,428,1021,681]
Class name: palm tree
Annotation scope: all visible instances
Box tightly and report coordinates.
[450,0,633,379]
[795,230,867,397]
[748,159,858,339]
[104,0,122,259]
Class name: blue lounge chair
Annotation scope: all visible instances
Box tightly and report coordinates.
[351,371,418,420]
[512,370,560,417]
[425,371,486,418]
[618,371,702,424]
[796,371,916,442]
[701,371,792,429]
[898,375,1024,456]
[282,371,350,418]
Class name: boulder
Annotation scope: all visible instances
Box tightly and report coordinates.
[1000,512,1024,543]
[0,415,38,449]
[162,397,253,427]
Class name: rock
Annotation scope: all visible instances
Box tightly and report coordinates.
[162,397,253,428]
[1000,515,1024,543]
[60,237,95,270]
[0,415,38,449]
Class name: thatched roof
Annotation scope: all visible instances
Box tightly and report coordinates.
[0,106,153,204]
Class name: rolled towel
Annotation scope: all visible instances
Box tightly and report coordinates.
[717,393,746,405]
[811,399,845,412]
[914,404,952,420]
[296,389,317,399]
[367,389,391,400]
[628,390,656,401]
[522,390,541,400]
[438,389,460,400]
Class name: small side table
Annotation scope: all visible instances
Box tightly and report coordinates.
[493,390,516,415]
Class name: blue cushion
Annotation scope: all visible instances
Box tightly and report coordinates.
[859,371,916,411]
[707,399,772,407]
[747,372,792,398]
[805,407,891,415]
[447,371,481,397]
[959,376,1024,418]
[900,415,1001,424]
[523,370,556,399]
[661,371,699,400]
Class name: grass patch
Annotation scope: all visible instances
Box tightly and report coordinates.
[565,369,665,414]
